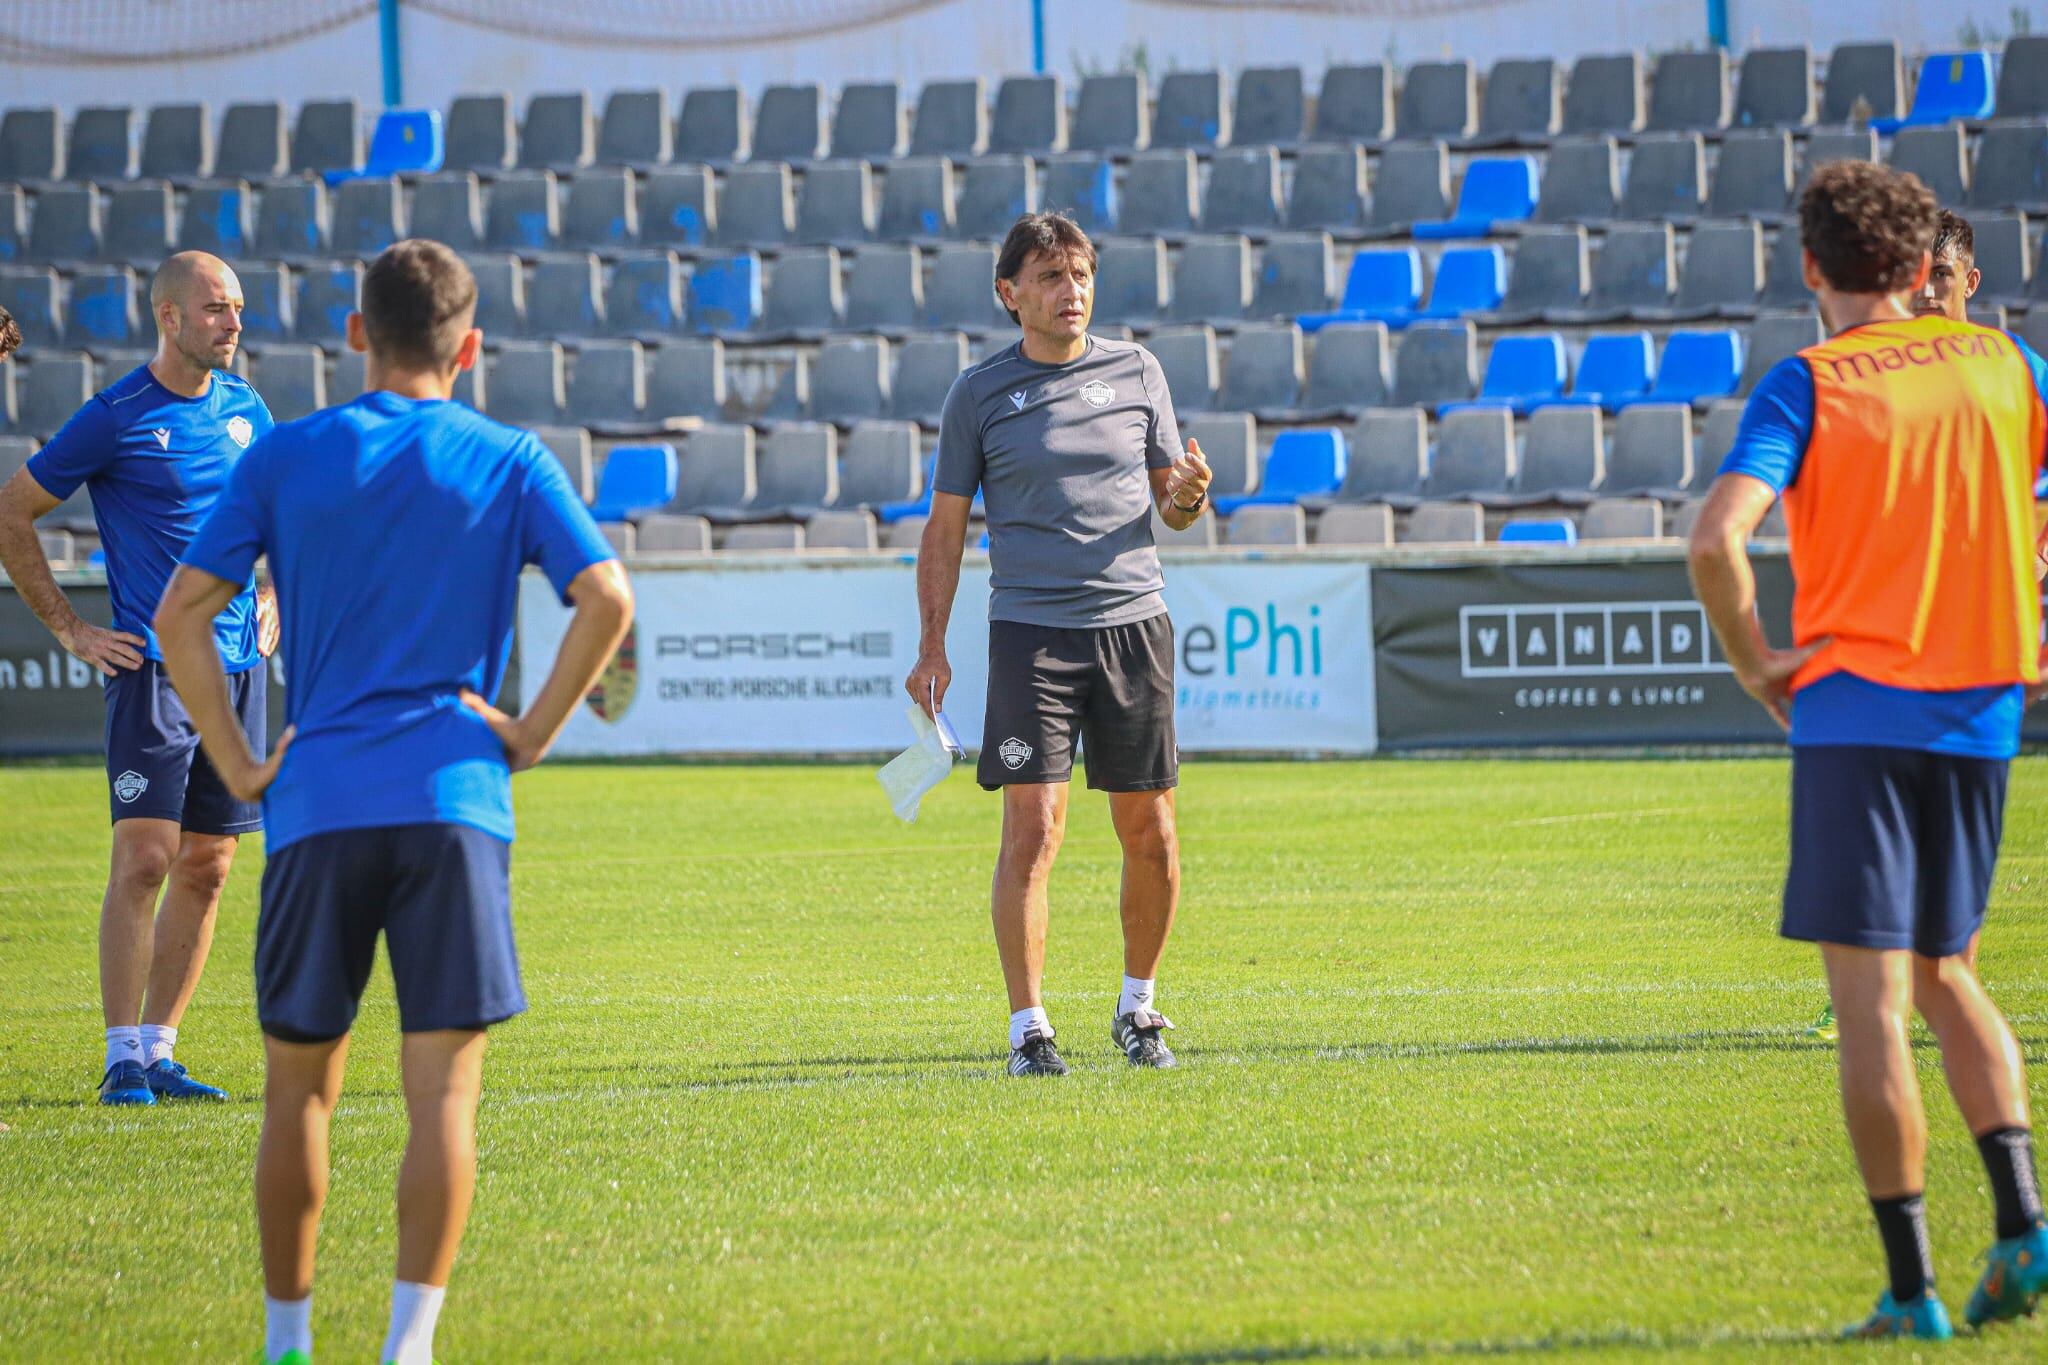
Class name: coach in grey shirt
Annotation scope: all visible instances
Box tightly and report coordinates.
[907,212,1213,1078]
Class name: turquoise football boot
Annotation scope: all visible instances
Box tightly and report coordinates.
[1841,1288,1954,1340]
[1966,1223,2048,1327]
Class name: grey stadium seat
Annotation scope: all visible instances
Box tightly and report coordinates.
[102,182,174,264]
[534,426,594,501]
[1970,213,2031,308]
[910,79,987,157]
[1315,503,1395,546]
[216,102,286,180]
[0,267,60,347]
[723,524,804,552]
[845,245,923,331]
[484,170,560,252]
[445,95,513,173]
[567,339,644,426]
[1653,218,1762,321]
[641,166,715,249]
[412,173,482,250]
[1968,121,2048,213]
[1403,500,1484,545]
[1800,129,1878,182]
[1563,54,1645,136]
[1695,400,1744,493]
[751,423,838,518]
[954,156,1036,241]
[925,242,1007,334]
[1709,131,1794,219]
[1889,124,1968,206]
[0,185,21,262]
[1620,134,1706,222]
[1584,498,1663,541]
[1555,222,1675,323]
[1227,504,1306,548]
[236,262,293,344]
[1203,147,1281,233]
[1646,49,1729,133]
[1760,227,1811,310]
[718,163,794,246]
[527,253,602,337]
[1822,42,1903,125]
[67,106,133,181]
[465,254,525,337]
[877,158,955,240]
[1182,412,1257,498]
[290,99,361,176]
[564,168,637,250]
[831,82,904,161]
[1091,236,1167,327]
[1335,411,1433,511]
[1149,325,1218,414]
[521,92,593,171]
[670,424,755,518]
[1153,71,1228,149]
[1392,321,1477,408]
[1039,155,1117,234]
[247,345,325,424]
[1515,405,1603,503]
[20,352,95,437]
[637,514,711,553]
[1235,67,1306,145]
[835,420,922,508]
[812,335,890,422]
[890,332,967,425]
[1253,232,1334,317]
[486,341,565,426]
[605,251,684,338]
[141,103,209,179]
[1997,37,2048,118]
[1153,504,1219,551]
[1315,65,1392,143]
[330,176,401,257]
[65,267,137,347]
[991,76,1064,154]
[1535,136,1619,224]
[1120,151,1198,236]
[30,185,101,263]
[648,338,726,421]
[0,108,58,183]
[597,89,669,166]
[1605,403,1692,496]
[1482,226,1587,325]
[1472,59,1560,146]
[1286,144,1367,231]
[331,347,365,400]
[1423,408,1515,500]
[883,514,928,549]
[1740,311,1823,397]
[1071,73,1148,153]
[256,180,326,259]
[1398,61,1477,141]
[1300,322,1390,418]
[677,87,748,164]
[1369,142,1450,235]
[752,84,824,162]
[1218,321,1303,416]
[806,510,879,551]
[758,246,842,339]
[1735,47,1814,128]
[793,161,874,247]
[1169,236,1250,324]
[294,262,360,343]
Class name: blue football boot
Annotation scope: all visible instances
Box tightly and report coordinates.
[144,1058,228,1101]
[1841,1288,1954,1340]
[98,1059,156,1106]
[1966,1223,2048,1327]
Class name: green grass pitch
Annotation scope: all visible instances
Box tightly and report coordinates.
[2,757,2046,1362]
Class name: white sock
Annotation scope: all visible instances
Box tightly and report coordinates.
[140,1023,177,1068]
[1118,976,1157,1018]
[382,1279,446,1365]
[1009,1006,1051,1050]
[264,1293,311,1361]
[104,1026,142,1074]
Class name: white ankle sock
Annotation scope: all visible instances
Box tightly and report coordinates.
[140,1023,177,1068]
[263,1293,311,1361]
[382,1279,446,1365]
[1009,1006,1051,1050]
[1118,976,1156,1018]
[104,1026,142,1074]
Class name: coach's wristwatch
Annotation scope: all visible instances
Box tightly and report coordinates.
[1172,490,1208,515]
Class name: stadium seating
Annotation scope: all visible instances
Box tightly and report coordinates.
[1874,52,1996,133]
[1635,330,1743,407]
[1217,428,1346,511]
[1416,245,1504,319]
[1499,517,1576,545]
[590,442,679,522]
[1441,332,1565,416]
[1413,157,1538,239]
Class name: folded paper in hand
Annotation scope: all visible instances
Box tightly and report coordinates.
[877,694,963,822]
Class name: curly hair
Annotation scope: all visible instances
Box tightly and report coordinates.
[1930,208,1974,266]
[0,304,19,362]
[994,212,1097,325]
[1798,160,1939,295]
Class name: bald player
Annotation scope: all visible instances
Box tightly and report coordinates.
[0,251,278,1106]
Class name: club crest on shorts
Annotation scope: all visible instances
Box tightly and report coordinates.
[226,416,254,448]
[999,737,1033,769]
[1079,379,1114,408]
[113,770,148,803]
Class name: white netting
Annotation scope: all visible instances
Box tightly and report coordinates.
[0,1,377,64]
[409,0,959,48]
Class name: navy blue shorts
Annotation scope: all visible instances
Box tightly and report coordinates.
[104,659,266,834]
[255,822,525,1042]
[1782,745,2009,958]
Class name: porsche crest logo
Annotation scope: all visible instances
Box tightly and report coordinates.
[585,622,638,723]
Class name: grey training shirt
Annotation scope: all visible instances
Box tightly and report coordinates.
[933,335,1182,629]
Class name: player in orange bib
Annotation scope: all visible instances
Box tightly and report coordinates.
[1691,162,2048,1339]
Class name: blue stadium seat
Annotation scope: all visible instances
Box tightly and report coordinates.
[1298,248,1421,331]
[1873,52,1996,133]
[1548,331,1654,411]
[1215,428,1348,513]
[1413,157,1538,240]
[1417,245,1505,319]
[589,443,679,522]
[328,109,443,185]
[1624,329,1743,408]
[1440,333,1565,416]
[687,252,761,334]
[1499,518,1577,545]
[66,268,136,347]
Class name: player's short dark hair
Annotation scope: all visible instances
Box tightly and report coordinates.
[994,212,1098,325]
[1930,208,1974,266]
[360,239,477,370]
[0,304,19,361]
[1798,161,1939,295]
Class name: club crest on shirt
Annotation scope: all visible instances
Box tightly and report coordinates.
[999,737,1032,769]
[226,416,254,448]
[584,621,638,724]
[1079,379,1114,408]
[113,770,148,803]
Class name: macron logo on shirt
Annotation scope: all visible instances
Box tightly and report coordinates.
[152,429,170,450]
[1009,390,1028,412]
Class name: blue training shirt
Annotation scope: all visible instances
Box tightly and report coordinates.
[1719,332,2048,757]
[26,364,273,672]
[181,392,616,852]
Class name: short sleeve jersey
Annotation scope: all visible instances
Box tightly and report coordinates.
[26,365,273,671]
[933,335,1182,629]
[181,392,616,852]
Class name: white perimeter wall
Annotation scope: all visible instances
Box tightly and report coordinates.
[0,0,2036,118]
